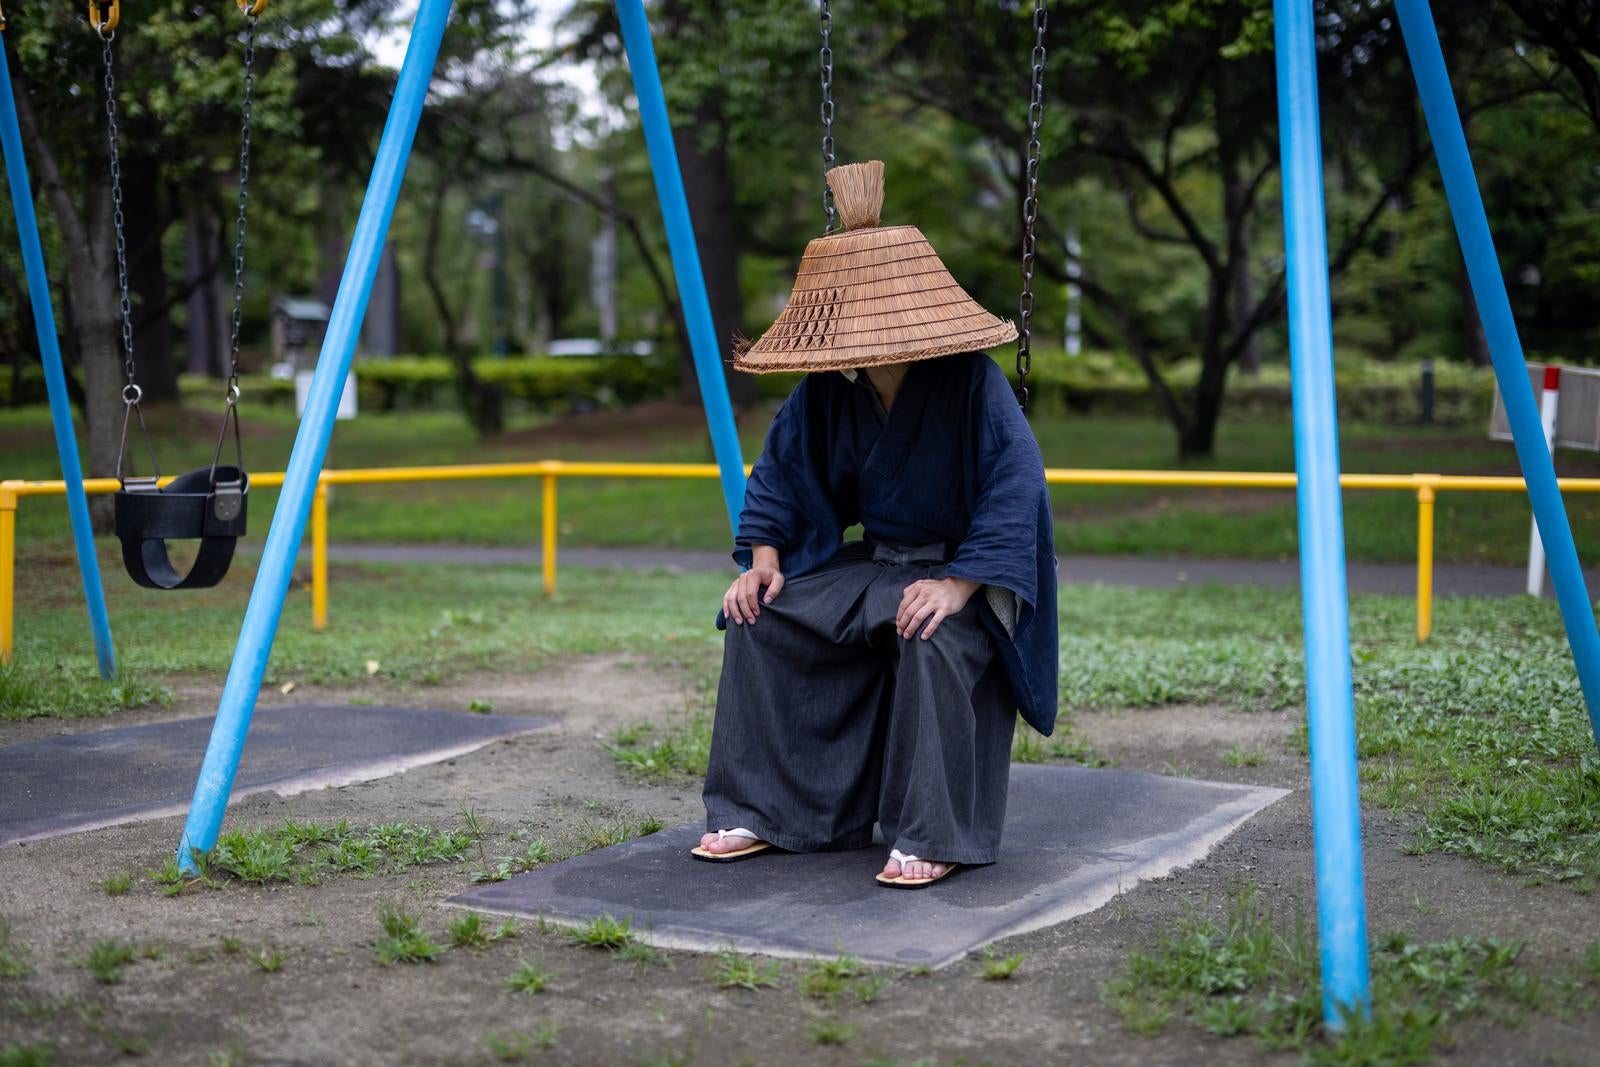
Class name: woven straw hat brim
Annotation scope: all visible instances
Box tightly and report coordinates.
[736,224,1017,374]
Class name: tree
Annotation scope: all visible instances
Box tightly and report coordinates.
[4,0,383,523]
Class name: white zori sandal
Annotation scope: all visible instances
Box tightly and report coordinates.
[875,848,960,889]
[691,828,773,863]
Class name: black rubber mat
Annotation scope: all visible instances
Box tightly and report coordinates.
[451,764,1287,969]
[0,705,555,847]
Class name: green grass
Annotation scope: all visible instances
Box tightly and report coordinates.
[606,706,714,781]
[0,661,170,722]
[801,953,864,1005]
[1222,745,1266,768]
[504,959,554,994]
[247,944,286,973]
[8,542,1598,894]
[482,1025,557,1061]
[373,900,442,966]
[82,940,139,984]
[1104,881,1586,1063]
[101,871,135,896]
[806,1016,858,1046]
[8,404,1598,565]
[706,948,782,991]
[0,920,32,978]
[0,1044,56,1067]
[567,913,635,952]
[150,817,480,889]
[978,949,1025,980]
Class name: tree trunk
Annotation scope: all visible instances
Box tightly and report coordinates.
[1216,54,1261,377]
[671,111,756,407]
[123,158,179,401]
[184,204,226,376]
[1180,351,1231,458]
[1460,254,1491,366]
[10,57,122,529]
[422,174,502,437]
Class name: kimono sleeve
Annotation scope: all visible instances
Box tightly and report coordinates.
[945,359,1045,612]
[732,375,841,569]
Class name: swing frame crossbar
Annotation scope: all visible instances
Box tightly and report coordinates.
[1,0,1596,1033]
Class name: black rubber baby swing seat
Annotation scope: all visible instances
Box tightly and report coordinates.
[113,467,249,590]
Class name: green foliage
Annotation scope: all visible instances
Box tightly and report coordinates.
[247,944,286,973]
[101,872,135,897]
[373,900,441,966]
[1105,882,1561,1062]
[197,818,475,887]
[567,913,634,952]
[979,950,1025,981]
[0,1044,56,1067]
[482,1025,557,1062]
[606,707,713,781]
[0,661,170,722]
[503,959,554,995]
[801,953,864,1005]
[806,1016,858,1046]
[707,948,781,991]
[83,940,140,984]
[0,920,33,979]
[448,912,492,950]
[352,356,676,413]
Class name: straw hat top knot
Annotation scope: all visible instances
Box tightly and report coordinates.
[827,161,884,231]
[734,160,1016,374]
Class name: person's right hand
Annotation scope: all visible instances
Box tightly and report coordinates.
[724,557,784,625]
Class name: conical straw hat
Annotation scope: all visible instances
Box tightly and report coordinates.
[735,161,1017,374]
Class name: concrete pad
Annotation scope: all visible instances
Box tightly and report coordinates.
[450,764,1288,969]
[0,705,556,847]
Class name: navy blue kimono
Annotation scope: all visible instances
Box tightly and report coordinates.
[726,352,1060,736]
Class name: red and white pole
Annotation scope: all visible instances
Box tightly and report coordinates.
[1527,365,1561,596]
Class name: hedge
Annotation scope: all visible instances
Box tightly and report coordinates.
[0,349,1503,426]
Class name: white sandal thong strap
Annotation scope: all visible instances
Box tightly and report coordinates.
[889,848,920,865]
[718,828,760,843]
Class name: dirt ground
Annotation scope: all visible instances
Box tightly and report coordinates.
[2,655,1598,1066]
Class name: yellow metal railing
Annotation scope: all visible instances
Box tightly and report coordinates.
[5,461,1600,661]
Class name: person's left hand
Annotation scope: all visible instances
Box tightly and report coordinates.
[896,577,981,640]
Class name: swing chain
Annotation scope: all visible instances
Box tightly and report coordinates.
[1015,0,1047,411]
[226,13,258,405]
[101,31,135,397]
[99,22,159,484]
[819,0,836,233]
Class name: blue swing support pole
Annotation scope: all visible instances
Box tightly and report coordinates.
[614,0,748,531]
[175,0,455,869]
[175,0,748,869]
[1394,0,1600,746]
[0,34,118,679]
[1272,0,1372,1026]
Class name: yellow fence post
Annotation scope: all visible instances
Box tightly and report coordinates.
[0,482,16,663]
[541,466,559,598]
[311,479,329,631]
[1415,478,1437,642]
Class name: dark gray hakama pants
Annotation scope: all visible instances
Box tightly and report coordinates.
[703,541,1016,864]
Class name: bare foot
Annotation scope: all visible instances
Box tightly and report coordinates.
[699,830,764,856]
[883,853,949,881]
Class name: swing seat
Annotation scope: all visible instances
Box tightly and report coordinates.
[114,466,249,590]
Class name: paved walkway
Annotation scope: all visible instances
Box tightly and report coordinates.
[283,542,1594,598]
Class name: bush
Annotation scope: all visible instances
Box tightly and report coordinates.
[1025,349,1497,426]
[170,354,678,414]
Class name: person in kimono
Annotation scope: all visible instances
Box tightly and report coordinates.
[691,162,1058,888]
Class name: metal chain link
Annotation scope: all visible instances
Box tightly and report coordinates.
[819,0,836,232]
[100,31,136,401]
[225,15,258,406]
[1015,0,1047,411]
